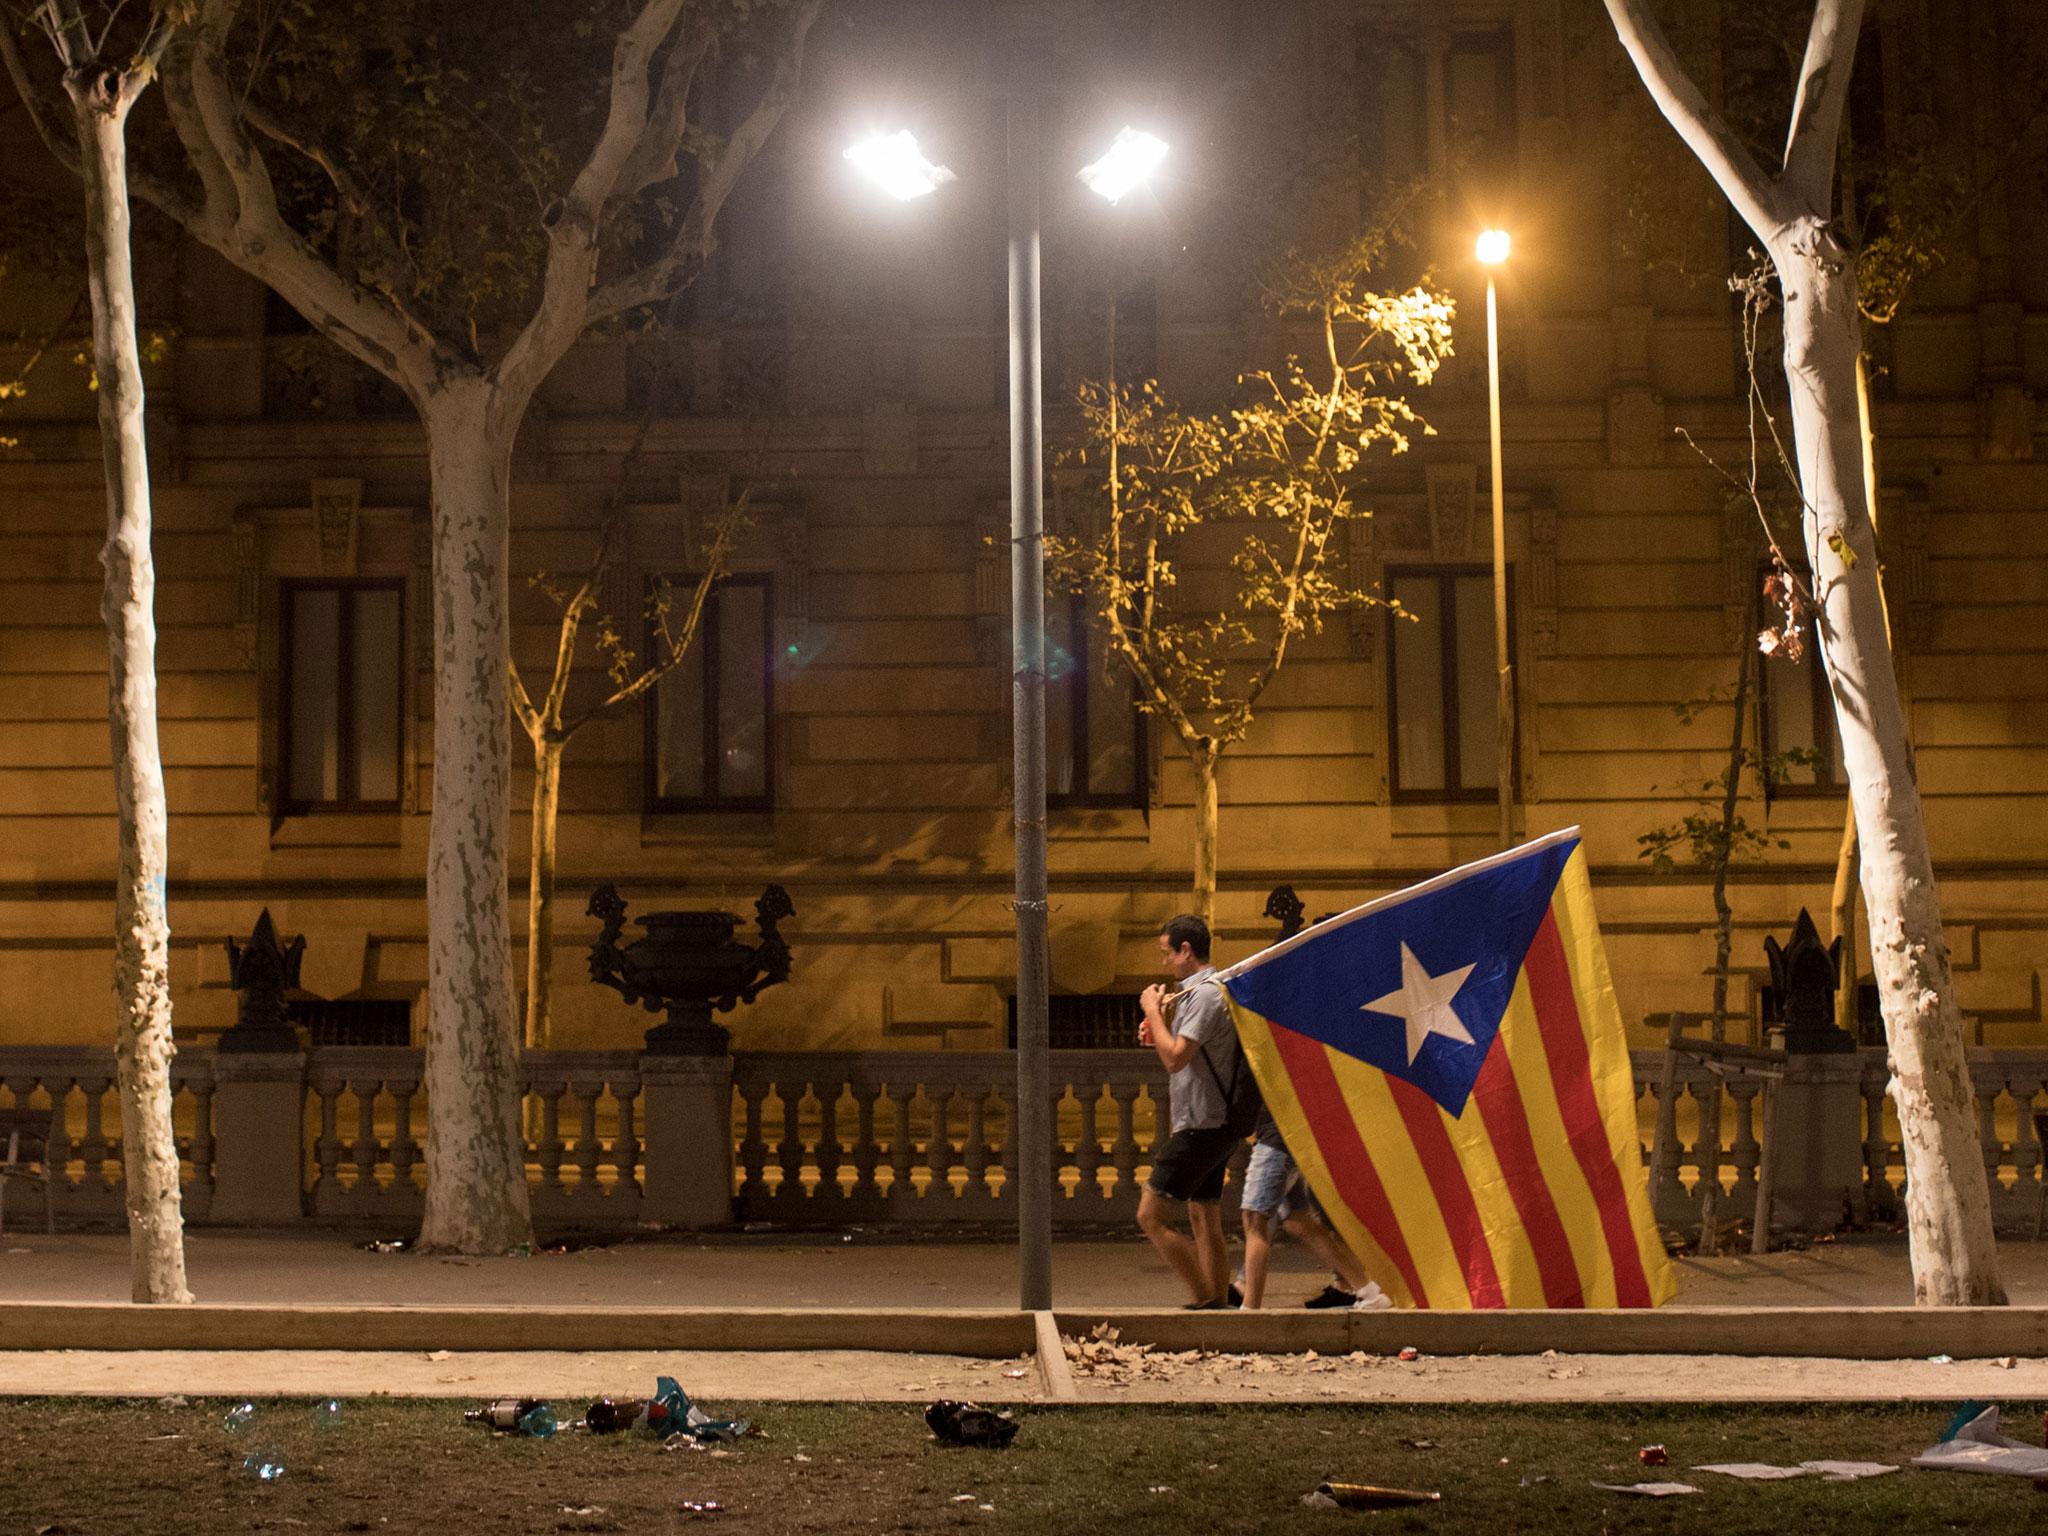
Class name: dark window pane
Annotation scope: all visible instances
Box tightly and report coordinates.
[655,649,708,800]
[649,576,772,809]
[715,583,768,799]
[1453,574,1499,792]
[1086,647,1138,797]
[1390,574,1446,792]
[1045,600,1078,800]
[288,589,341,803]
[351,588,402,802]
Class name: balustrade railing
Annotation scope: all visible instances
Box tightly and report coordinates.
[1858,1048,2048,1226]
[304,1048,645,1223]
[0,1045,215,1220]
[0,1042,2041,1234]
[728,1050,1168,1226]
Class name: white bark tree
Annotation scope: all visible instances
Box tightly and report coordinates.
[1604,0,2004,1304]
[9,0,821,1253]
[0,0,190,1302]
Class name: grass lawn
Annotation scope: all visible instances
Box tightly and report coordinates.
[1,1397,2043,1534]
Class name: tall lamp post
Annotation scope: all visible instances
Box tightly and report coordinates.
[1476,228,1514,851]
[846,119,1167,1312]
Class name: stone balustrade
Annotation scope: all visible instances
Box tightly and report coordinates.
[0,1043,2041,1236]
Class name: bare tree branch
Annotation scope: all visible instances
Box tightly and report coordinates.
[585,0,822,328]
[152,0,457,394]
[615,20,715,197]
[492,0,689,409]
[1603,0,1788,243]
[1782,0,1869,209]
[0,15,83,173]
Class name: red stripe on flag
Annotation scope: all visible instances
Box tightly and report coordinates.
[1471,1042,1587,1308]
[1386,1077,1506,1309]
[1524,909,1653,1308]
[1268,1021,1431,1309]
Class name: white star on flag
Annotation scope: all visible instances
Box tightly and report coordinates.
[1364,942,1479,1063]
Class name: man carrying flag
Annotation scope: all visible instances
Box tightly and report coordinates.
[1216,829,1675,1310]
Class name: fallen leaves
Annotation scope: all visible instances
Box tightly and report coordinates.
[1062,1324,1386,1388]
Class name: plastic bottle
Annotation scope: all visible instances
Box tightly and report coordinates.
[221,1402,258,1435]
[311,1398,345,1432]
[240,1449,286,1483]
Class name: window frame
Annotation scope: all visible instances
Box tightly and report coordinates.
[1047,593,1148,812]
[276,577,406,816]
[643,572,776,814]
[1385,563,1518,806]
[1756,573,1846,799]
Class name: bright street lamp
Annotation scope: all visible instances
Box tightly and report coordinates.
[843,130,955,201]
[1078,126,1169,204]
[1477,229,1514,850]
[846,112,1165,1312]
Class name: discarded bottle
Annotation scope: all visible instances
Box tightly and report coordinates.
[584,1376,696,1438]
[240,1448,286,1483]
[582,1398,645,1436]
[1315,1482,1439,1510]
[1639,1445,1669,1466]
[925,1399,1020,1449]
[463,1398,557,1438]
[221,1402,258,1435]
[311,1398,345,1432]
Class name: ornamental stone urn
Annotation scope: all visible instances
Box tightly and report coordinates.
[587,883,795,1055]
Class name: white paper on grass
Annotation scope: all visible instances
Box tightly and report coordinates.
[1801,1461,1899,1481]
[1913,1406,2048,1479]
[1590,1482,1700,1497]
[1692,1463,1811,1481]
[1694,1462,1897,1482]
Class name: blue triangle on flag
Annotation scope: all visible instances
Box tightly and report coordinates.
[1223,835,1579,1116]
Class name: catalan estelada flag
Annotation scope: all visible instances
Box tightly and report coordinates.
[1216,828,1673,1310]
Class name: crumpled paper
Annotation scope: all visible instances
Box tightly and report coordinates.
[1913,1405,2048,1479]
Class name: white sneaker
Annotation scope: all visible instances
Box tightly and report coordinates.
[1350,1281,1392,1311]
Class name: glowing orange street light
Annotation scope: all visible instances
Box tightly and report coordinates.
[1478,230,1513,849]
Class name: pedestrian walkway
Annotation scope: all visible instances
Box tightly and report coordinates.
[0,1346,2041,1404]
[1,1228,2044,1310]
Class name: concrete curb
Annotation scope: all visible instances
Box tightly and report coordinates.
[1,1302,2044,1360]
[0,1303,1033,1357]
[1056,1306,2048,1359]
[1032,1310,1078,1401]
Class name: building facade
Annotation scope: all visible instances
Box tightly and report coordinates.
[0,0,2042,1060]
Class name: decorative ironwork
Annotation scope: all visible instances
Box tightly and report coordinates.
[1765,908,1856,1055]
[588,884,796,1055]
[1264,885,1306,942]
[221,909,306,1054]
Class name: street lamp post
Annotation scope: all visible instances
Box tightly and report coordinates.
[1004,92,1054,1313]
[1476,229,1513,852]
[845,116,1166,1313]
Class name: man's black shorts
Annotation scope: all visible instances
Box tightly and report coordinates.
[1146,1125,1241,1204]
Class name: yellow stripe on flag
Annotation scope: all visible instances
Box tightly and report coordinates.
[1231,999,1425,1310]
[1552,850,1678,1306]
[1494,974,1615,1306]
[1428,1043,1558,1308]
[1326,1052,1468,1308]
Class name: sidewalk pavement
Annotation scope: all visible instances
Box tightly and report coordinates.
[2,1347,2043,1404]
[2,1228,2045,1311]
[2,1231,2045,1403]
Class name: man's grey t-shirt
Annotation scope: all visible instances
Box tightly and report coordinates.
[1165,966,1236,1133]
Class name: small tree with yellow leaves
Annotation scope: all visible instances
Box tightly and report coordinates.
[1047,226,1452,923]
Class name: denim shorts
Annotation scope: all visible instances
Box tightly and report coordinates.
[1239,1140,1299,1222]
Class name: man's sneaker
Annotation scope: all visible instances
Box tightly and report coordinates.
[1349,1281,1393,1311]
[1302,1283,1354,1310]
